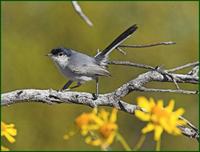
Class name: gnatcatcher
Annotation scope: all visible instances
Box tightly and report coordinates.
[48,24,138,97]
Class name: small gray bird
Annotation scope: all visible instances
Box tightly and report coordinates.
[48,24,138,96]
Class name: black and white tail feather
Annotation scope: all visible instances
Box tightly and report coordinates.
[95,24,138,65]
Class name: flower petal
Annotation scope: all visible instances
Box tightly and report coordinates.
[160,118,172,133]
[103,132,116,148]
[135,110,151,121]
[157,100,164,109]
[173,127,181,135]
[6,128,17,136]
[165,100,174,112]
[81,129,88,136]
[92,108,98,114]
[174,108,185,117]
[176,120,186,126]
[99,109,109,122]
[137,96,151,112]
[1,146,9,151]
[91,115,104,125]
[87,124,100,130]
[4,133,16,143]
[149,98,156,109]
[142,123,155,134]
[85,136,102,146]
[110,108,117,123]
[85,136,92,144]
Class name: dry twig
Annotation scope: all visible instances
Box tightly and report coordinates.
[72,1,93,27]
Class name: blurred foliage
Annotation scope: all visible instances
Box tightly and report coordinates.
[1,1,198,150]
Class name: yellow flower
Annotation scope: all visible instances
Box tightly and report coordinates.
[87,108,118,149]
[1,146,9,151]
[1,122,17,143]
[135,97,186,141]
[63,130,76,140]
[74,108,118,149]
[75,108,98,136]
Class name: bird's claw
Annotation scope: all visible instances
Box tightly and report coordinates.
[57,89,70,92]
[92,93,98,100]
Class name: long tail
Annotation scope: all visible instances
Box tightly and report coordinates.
[95,24,138,62]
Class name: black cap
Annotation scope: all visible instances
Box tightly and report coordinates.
[50,48,72,57]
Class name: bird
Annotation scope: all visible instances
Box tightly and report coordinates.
[48,24,138,97]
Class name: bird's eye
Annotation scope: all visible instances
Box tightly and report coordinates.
[58,53,63,56]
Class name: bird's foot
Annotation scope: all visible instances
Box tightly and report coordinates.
[92,93,98,100]
[57,88,70,92]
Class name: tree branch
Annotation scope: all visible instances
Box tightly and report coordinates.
[108,60,155,70]
[137,87,197,95]
[167,61,199,72]
[72,1,93,27]
[1,62,199,140]
[118,41,176,48]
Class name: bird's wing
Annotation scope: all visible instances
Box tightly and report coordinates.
[70,64,110,77]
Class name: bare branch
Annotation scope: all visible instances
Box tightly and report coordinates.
[72,1,93,27]
[167,61,199,72]
[108,60,155,70]
[109,61,198,84]
[188,65,199,77]
[178,126,199,140]
[118,41,176,48]
[2,70,198,106]
[179,116,199,132]
[1,88,198,140]
[116,47,127,55]
[137,87,198,95]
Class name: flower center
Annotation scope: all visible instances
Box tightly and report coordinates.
[152,106,169,117]
[75,113,91,128]
[99,122,117,138]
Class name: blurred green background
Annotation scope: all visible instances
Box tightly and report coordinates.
[1,1,198,151]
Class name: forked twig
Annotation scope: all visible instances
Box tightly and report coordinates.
[72,1,93,27]
[118,41,176,48]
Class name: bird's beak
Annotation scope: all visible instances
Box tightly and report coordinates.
[46,53,52,57]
